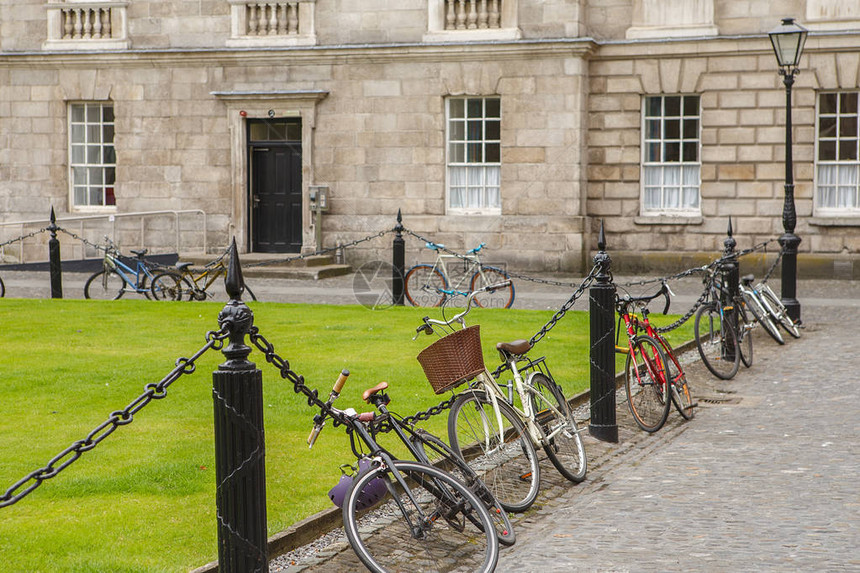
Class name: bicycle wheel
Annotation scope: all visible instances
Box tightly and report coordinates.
[741,290,784,345]
[448,389,540,513]
[0,276,4,297]
[414,429,515,547]
[343,459,499,573]
[624,335,672,432]
[84,270,126,300]
[657,337,695,420]
[760,286,801,338]
[528,373,587,483]
[694,303,740,380]
[470,267,515,309]
[150,272,190,301]
[736,304,754,368]
[404,265,448,307]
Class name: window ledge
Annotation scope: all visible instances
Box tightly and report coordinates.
[423,28,522,43]
[634,215,703,225]
[809,216,860,227]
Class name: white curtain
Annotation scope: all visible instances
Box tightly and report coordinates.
[818,164,859,209]
[449,166,500,209]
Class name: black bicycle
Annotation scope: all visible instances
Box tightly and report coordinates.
[306,370,500,572]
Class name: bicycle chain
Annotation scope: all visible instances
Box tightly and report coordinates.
[0,328,227,509]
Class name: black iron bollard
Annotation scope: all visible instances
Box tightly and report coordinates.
[589,220,618,443]
[722,218,739,361]
[392,209,405,306]
[213,239,268,573]
[47,207,63,299]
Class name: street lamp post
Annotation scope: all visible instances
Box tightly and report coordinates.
[768,17,808,323]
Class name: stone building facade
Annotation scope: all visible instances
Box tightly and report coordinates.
[1,0,859,275]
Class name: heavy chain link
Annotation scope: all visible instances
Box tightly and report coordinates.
[250,326,457,426]
[0,328,227,509]
[653,282,712,334]
[403,228,588,288]
[245,228,394,269]
[761,246,783,284]
[55,227,110,253]
[0,229,47,250]
[529,266,598,347]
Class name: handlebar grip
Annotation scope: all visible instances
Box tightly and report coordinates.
[333,369,350,394]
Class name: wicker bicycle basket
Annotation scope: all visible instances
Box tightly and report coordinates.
[417,325,486,394]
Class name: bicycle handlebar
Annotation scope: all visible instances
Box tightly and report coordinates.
[307,369,351,448]
[617,282,672,315]
[414,280,512,336]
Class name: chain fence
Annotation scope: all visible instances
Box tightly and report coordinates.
[0,328,227,509]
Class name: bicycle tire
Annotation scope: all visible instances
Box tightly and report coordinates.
[760,286,801,338]
[404,265,448,307]
[656,337,695,420]
[0,276,4,298]
[84,270,125,300]
[413,429,515,547]
[150,272,190,301]
[343,459,499,573]
[470,267,515,309]
[736,304,754,368]
[624,335,672,432]
[528,373,587,482]
[694,303,740,380]
[741,290,784,345]
[448,389,540,513]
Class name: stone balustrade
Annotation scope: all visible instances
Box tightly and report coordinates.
[44,1,129,50]
[228,0,316,46]
[444,0,502,30]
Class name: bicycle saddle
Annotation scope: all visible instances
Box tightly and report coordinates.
[176,262,193,271]
[362,381,389,402]
[741,274,755,285]
[426,242,444,250]
[130,249,148,258]
[496,339,532,356]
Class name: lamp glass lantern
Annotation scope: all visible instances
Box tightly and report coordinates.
[769,17,808,71]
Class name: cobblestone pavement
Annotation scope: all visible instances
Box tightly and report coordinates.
[496,303,859,572]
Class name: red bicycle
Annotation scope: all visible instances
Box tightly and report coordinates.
[615,283,695,432]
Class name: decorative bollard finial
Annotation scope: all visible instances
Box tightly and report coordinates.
[224,238,246,301]
[724,217,737,255]
[597,219,606,252]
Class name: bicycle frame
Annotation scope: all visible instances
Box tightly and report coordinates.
[615,306,669,392]
[186,262,225,294]
[308,374,477,535]
[427,248,484,294]
[104,251,155,295]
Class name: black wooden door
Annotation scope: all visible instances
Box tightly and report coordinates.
[251,143,302,253]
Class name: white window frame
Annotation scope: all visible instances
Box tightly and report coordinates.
[640,94,702,217]
[446,97,502,216]
[69,102,117,212]
[814,91,860,216]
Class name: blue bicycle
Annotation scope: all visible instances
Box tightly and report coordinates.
[84,237,162,300]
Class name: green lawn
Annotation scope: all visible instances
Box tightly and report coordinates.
[0,298,691,572]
